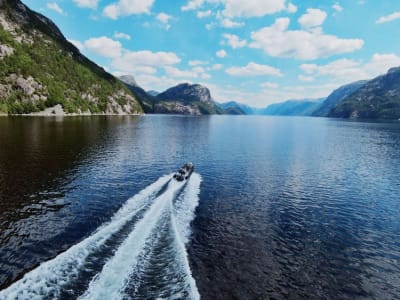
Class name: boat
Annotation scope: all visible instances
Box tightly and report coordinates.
[173,162,194,181]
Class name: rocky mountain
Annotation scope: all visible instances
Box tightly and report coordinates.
[119,75,155,113]
[312,80,367,117]
[154,83,224,115]
[261,99,324,116]
[328,67,400,119]
[0,0,142,115]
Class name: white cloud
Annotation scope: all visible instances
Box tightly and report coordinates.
[298,74,315,82]
[332,3,343,12]
[300,53,400,84]
[249,18,364,60]
[223,33,247,48]
[298,8,327,28]
[68,39,84,50]
[287,2,297,13]
[220,18,244,28]
[376,11,400,24]
[189,60,208,66]
[164,66,199,78]
[112,50,181,70]
[84,36,122,58]
[197,10,212,18]
[73,0,98,9]
[226,62,282,77]
[216,49,227,58]
[181,0,204,11]
[103,0,154,19]
[47,2,64,15]
[156,12,172,30]
[222,0,287,18]
[211,64,223,70]
[261,82,279,88]
[156,12,172,23]
[114,32,131,40]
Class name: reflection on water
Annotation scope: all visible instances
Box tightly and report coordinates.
[0,116,399,299]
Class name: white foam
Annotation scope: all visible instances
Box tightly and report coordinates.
[0,175,172,300]
[79,180,185,300]
[170,173,202,300]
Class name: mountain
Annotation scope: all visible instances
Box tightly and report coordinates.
[261,99,325,116]
[328,67,400,119]
[312,80,367,117]
[219,101,254,115]
[0,0,142,114]
[119,75,155,113]
[154,83,224,115]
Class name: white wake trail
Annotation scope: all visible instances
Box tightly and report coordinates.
[0,175,171,300]
[79,180,185,300]
[170,173,202,300]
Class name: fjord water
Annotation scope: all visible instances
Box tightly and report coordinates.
[0,116,399,299]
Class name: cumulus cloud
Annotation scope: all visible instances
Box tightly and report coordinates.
[332,3,343,12]
[47,2,64,15]
[156,12,172,30]
[249,18,364,60]
[298,8,327,28]
[216,49,227,58]
[181,0,204,11]
[189,60,208,66]
[114,32,131,40]
[300,53,400,84]
[376,11,400,24]
[112,50,181,70]
[73,0,98,9]
[181,0,289,18]
[197,10,212,18]
[287,2,297,13]
[103,0,154,19]
[221,0,287,18]
[220,18,244,28]
[261,82,279,89]
[226,62,282,77]
[223,33,247,48]
[84,37,122,58]
[298,74,315,82]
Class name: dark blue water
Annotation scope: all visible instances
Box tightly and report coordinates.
[0,115,399,299]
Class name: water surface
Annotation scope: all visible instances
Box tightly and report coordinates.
[0,116,399,299]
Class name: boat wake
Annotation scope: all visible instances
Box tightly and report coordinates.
[0,173,202,300]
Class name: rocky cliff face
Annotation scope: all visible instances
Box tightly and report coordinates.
[157,83,213,104]
[329,67,400,119]
[0,0,142,115]
[155,83,223,115]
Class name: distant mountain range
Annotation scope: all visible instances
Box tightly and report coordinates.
[219,67,400,119]
[219,99,324,116]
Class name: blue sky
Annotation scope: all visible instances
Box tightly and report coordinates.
[24,0,400,107]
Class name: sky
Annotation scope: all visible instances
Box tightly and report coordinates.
[23,0,400,107]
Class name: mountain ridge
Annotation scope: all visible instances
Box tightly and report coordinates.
[0,0,142,115]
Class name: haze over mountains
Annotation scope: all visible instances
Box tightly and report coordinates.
[0,0,399,119]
